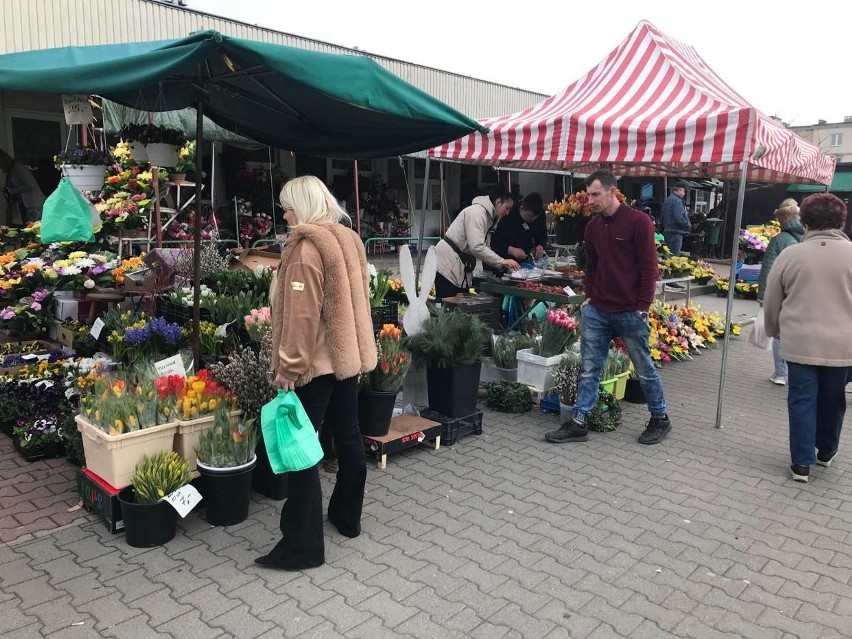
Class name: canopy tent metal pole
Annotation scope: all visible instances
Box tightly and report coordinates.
[354,160,361,236]
[210,141,218,237]
[415,156,430,283]
[268,146,276,236]
[192,70,204,370]
[715,161,748,429]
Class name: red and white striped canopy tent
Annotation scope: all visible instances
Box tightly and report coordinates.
[429,20,835,186]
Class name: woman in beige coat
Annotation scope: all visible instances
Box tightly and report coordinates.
[764,193,852,483]
[257,176,377,570]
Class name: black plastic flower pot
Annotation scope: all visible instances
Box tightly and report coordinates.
[253,435,288,500]
[427,362,482,418]
[117,487,178,548]
[555,218,578,245]
[197,457,257,526]
[358,389,398,437]
[623,378,646,404]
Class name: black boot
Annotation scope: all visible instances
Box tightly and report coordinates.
[638,414,672,445]
[545,419,589,443]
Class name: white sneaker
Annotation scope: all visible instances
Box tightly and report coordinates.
[770,375,787,386]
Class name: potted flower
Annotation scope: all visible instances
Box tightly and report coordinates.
[552,351,581,425]
[208,332,282,500]
[13,411,68,462]
[406,309,490,418]
[691,261,716,285]
[484,380,533,413]
[359,323,411,437]
[600,347,631,398]
[144,126,188,168]
[517,309,579,391]
[368,264,398,333]
[118,451,191,547]
[195,406,258,526]
[54,146,111,193]
[119,123,149,163]
[0,289,54,338]
[169,140,195,183]
[483,334,537,383]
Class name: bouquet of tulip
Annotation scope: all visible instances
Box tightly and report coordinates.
[547,198,571,221]
[244,306,271,342]
[363,324,411,393]
[534,309,580,357]
[80,374,159,435]
[368,263,393,308]
[174,369,237,421]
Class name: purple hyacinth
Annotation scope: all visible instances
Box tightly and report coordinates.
[124,325,151,346]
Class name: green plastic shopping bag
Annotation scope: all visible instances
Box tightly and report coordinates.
[40,177,95,243]
[260,389,324,474]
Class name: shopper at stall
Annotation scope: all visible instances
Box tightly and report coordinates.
[763,193,852,483]
[259,175,377,570]
[0,148,46,224]
[485,192,547,274]
[434,186,520,299]
[661,182,690,255]
[545,170,672,446]
[756,198,804,386]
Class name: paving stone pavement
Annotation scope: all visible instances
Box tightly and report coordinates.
[3,314,852,638]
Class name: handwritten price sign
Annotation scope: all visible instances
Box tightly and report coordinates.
[62,94,93,125]
[161,484,202,518]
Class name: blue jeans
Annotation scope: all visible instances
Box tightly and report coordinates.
[772,338,787,378]
[664,232,684,256]
[574,304,667,423]
[787,363,850,465]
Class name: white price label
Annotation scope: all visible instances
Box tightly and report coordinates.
[160,484,202,518]
[21,354,37,361]
[90,318,105,339]
[563,285,577,297]
[35,379,55,389]
[62,94,93,125]
[154,354,186,379]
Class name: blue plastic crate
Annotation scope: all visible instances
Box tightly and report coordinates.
[539,392,560,415]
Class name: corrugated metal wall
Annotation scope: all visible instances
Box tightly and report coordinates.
[0,0,546,119]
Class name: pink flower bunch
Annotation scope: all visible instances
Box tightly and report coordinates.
[537,309,580,357]
[244,306,271,341]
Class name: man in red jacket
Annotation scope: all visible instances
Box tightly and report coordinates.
[546,170,671,445]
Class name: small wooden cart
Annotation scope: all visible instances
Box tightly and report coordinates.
[363,414,442,469]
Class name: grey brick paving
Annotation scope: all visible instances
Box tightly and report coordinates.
[6,309,852,637]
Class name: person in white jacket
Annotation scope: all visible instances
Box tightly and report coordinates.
[434,186,520,299]
[0,149,46,223]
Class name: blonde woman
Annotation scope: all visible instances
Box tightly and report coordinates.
[258,176,377,570]
[757,199,804,385]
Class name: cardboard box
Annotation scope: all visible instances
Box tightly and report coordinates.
[229,248,280,272]
[123,248,182,293]
[78,468,124,534]
[58,324,77,349]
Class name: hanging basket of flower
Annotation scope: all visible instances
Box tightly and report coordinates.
[54,146,110,194]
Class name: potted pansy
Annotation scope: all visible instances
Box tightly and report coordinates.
[119,124,150,163]
[14,413,67,462]
[54,146,111,193]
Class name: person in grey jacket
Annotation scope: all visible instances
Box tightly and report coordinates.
[661,182,690,255]
[434,186,520,299]
[764,193,852,483]
[757,199,804,385]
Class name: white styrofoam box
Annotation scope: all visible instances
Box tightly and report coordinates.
[48,319,61,341]
[516,348,567,391]
[54,298,79,321]
[53,290,75,300]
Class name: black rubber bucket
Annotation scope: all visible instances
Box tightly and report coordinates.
[197,457,257,526]
[117,487,178,548]
[358,390,398,437]
[427,362,482,418]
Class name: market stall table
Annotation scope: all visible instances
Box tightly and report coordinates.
[476,277,585,330]
[656,276,694,304]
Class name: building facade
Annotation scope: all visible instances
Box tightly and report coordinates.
[790,118,852,164]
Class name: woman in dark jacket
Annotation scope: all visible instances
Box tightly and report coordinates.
[756,199,804,386]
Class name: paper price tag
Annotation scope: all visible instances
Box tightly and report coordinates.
[90,318,105,339]
[563,285,576,297]
[35,379,54,389]
[62,94,93,125]
[21,354,37,361]
[154,354,186,379]
[160,484,202,518]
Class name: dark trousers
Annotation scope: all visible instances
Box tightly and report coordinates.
[787,363,850,465]
[275,375,366,565]
[435,272,463,300]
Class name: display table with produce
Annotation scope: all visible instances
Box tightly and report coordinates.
[475,276,585,330]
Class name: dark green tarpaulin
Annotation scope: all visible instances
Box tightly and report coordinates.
[0,30,486,158]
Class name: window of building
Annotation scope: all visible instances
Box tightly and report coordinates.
[830,133,843,147]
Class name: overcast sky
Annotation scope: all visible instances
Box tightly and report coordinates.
[195,0,850,127]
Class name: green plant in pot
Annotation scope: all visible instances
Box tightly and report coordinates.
[118,451,190,548]
[196,406,259,526]
[488,334,536,381]
[406,308,490,418]
[359,323,411,437]
[485,381,533,413]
